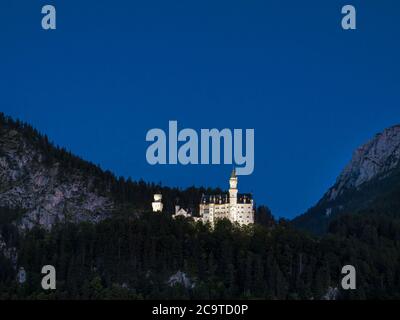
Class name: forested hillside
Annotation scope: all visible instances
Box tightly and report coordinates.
[1,209,400,300]
[0,112,223,227]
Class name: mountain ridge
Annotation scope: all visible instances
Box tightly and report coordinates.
[0,113,231,230]
[0,113,115,229]
[294,124,400,234]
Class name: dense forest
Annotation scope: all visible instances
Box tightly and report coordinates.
[1,206,400,300]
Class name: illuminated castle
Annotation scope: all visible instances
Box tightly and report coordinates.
[152,170,255,226]
[199,169,254,226]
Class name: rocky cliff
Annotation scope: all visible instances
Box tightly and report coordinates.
[328,125,400,201]
[294,125,400,234]
[0,116,114,229]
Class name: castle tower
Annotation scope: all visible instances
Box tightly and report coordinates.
[229,169,238,221]
[152,194,163,212]
[229,168,238,204]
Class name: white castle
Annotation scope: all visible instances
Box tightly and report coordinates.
[152,169,255,227]
[199,169,254,226]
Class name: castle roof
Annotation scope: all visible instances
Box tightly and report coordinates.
[201,193,253,204]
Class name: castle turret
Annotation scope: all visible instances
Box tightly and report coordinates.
[152,194,163,212]
[229,169,238,222]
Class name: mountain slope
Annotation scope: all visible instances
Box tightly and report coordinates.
[0,113,228,230]
[293,125,400,234]
[0,114,115,229]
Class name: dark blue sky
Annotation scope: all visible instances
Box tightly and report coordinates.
[1,1,400,218]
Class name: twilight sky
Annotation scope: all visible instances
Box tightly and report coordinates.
[1,0,400,218]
